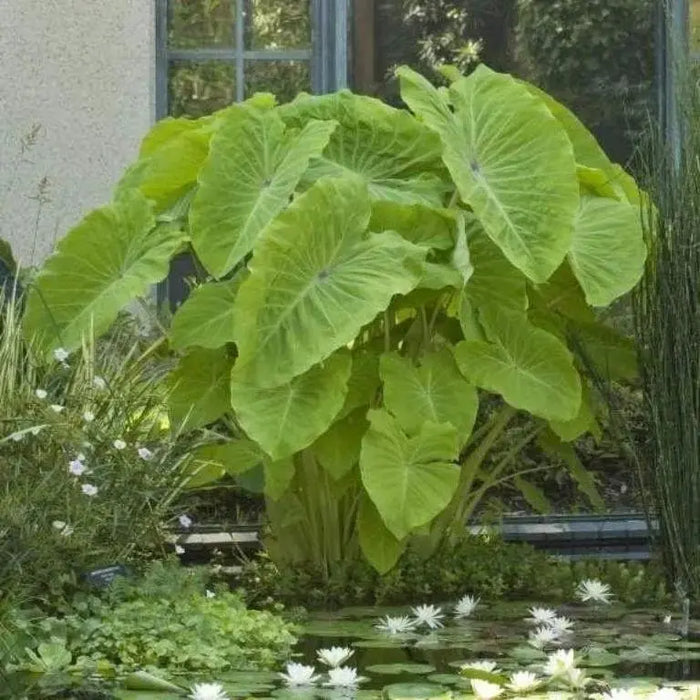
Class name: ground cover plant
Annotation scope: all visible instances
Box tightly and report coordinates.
[22,64,646,585]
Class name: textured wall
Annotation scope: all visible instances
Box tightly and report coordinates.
[0,0,155,265]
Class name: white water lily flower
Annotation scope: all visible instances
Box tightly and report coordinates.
[462,660,500,674]
[508,671,540,693]
[53,348,69,362]
[82,410,95,423]
[137,446,153,461]
[548,616,574,636]
[470,679,504,700]
[35,388,47,400]
[325,666,366,688]
[68,459,86,476]
[93,376,106,390]
[576,578,612,604]
[603,689,636,700]
[188,682,229,700]
[455,594,480,618]
[565,667,588,690]
[179,514,193,528]
[544,649,577,678]
[50,404,64,413]
[375,615,416,634]
[113,438,127,450]
[650,689,682,700]
[81,483,98,497]
[411,604,444,629]
[527,606,557,625]
[280,662,321,687]
[317,646,354,668]
[528,626,560,649]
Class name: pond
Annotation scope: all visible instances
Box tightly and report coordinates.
[7,601,700,699]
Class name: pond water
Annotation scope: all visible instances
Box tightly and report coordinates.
[7,601,700,698]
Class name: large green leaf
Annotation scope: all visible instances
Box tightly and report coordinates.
[312,407,369,480]
[399,65,579,283]
[360,409,459,540]
[528,261,595,323]
[454,306,581,421]
[232,177,426,387]
[279,91,448,206]
[569,196,646,307]
[380,350,478,445]
[569,321,638,381]
[182,439,264,488]
[231,351,352,461]
[169,276,243,350]
[23,190,184,356]
[369,201,456,249]
[168,347,233,431]
[358,493,405,574]
[190,107,336,277]
[264,457,296,500]
[339,351,381,418]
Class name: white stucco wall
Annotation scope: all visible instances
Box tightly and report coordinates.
[0,0,155,265]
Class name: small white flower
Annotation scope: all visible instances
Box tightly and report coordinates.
[35,388,47,400]
[603,689,636,700]
[576,579,613,604]
[663,615,672,625]
[470,679,504,700]
[375,615,416,634]
[137,446,153,461]
[179,514,193,528]
[68,459,86,476]
[30,426,42,436]
[205,589,216,599]
[650,689,682,700]
[508,671,540,693]
[462,660,500,674]
[188,682,229,700]
[454,594,480,618]
[52,520,74,536]
[113,438,127,450]
[82,410,95,423]
[528,626,560,649]
[544,649,577,678]
[279,662,321,686]
[175,544,185,555]
[81,483,98,496]
[325,666,366,688]
[548,616,574,636]
[411,604,444,629]
[317,646,354,668]
[527,606,558,625]
[53,348,69,362]
[50,404,64,413]
[93,376,106,390]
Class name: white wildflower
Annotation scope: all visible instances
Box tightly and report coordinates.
[375,615,416,634]
[175,544,185,555]
[317,646,354,668]
[178,514,193,528]
[53,348,69,362]
[279,662,321,686]
[324,666,366,688]
[576,579,613,604]
[188,682,229,700]
[411,604,444,629]
[50,404,64,413]
[52,520,74,536]
[137,446,153,461]
[454,594,480,618]
[205,589,216,599]
[81,483,98,496]
[470,679,504,700]
[93,376,106,390]
[35,388,47,400]
[68,459,86,476]
[113,438,126,450]
[82,410,95,423]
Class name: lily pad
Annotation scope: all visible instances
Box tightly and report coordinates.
[427,674,465,687]
[353,639,410,649]
[506,645,547,664]
[367,663,436,675]
[583,647,621,667]
[383,682,451,700]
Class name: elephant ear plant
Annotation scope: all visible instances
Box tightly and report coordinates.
[23,66,646,577]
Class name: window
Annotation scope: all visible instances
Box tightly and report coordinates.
[155,0,348,118]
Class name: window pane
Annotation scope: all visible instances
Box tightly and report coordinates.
[168,0,236,49]
[169,61,236,117]
[245,60,310,102]
[245,0,312,50]
[353,0,655,167]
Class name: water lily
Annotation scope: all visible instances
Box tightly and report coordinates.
[317,646,354,668]
[179,513,193,528]
[113,438,127,450]
[375,615,416,634]
[411,604,444,629]
[527,606,557,625]
[507,671,540,693]
[82,410,95,423]
[576,578,613,604]
[188,682,229,700]
[325,666,366,688]
[564,667,588,690]
[543,649,577,678]
[470,679,504,700]
[650,689,682,700]
[35,388,47,400]
[279,662,321,686]
[528,625,560,649]
[454,594,480,618]
[93,376,106,390]
[462,660,500,674]
[53,348,69,362]
[81,483,98,496]
[548,616,574,636]
[68,459,86,476]
[137,446,153,460]
[603,689,636,700]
